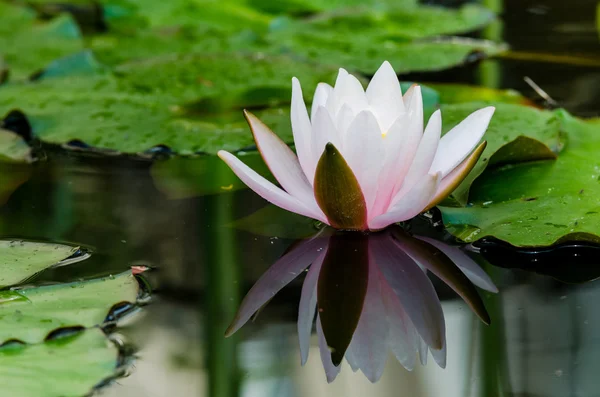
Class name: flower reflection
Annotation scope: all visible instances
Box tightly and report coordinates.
[226,227,497,383]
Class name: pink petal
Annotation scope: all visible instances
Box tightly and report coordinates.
[343,110,383,211]
[298,252,326,365]
[391,109,441,204]
[346,260,389,383]
[218,151,326,222]
[370,233,446,351]
[368,172,440,230]
[335,103,355,139]
[245,111,323,216]
[417,237,498,293]
[224,234,328,337]
[291,77,315,179]
[311,83,333,121]
[366,61,405,131]
[317,316,341,383]
[430,106,495,177]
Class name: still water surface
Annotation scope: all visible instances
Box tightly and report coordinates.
[0,0,599,395]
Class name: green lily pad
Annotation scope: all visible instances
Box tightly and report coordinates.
[426,83,532,106]
[0,5,84,79]
[269,5,504,74]
[0,328,119,397]
[0,240,84,288]
[441,111,600,247]
[0,271,140,343]
[244,0,417,15]
[440,103,564,205]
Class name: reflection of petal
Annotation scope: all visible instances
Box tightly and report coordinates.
[393,231,490,325]
[225,235,327,336]
[346,258,389,382]
[417,236,499,293]
[381,280,417,371]
[370,233,446,351]
[298,252,325,365]
[317,316,341,383]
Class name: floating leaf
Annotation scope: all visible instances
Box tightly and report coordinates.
[0,271,140,343]
[426,83,532,106]
[441,111,600,247]
[0,5,84,79]
[440,103,564,204]
[0,240,83,288]
[0,328,119,397]
[244,0,417,15]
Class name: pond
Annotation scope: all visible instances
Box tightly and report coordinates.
[0,0,599,396]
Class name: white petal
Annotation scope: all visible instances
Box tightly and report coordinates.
[392,109,441,204]
[370,233,446,351]
[369,172,440,230]
[245,111,322,216]
[331,69,368,115]
[402,84,417,111]
[335,103,355,139]
[311,106,340,180]
[343,110,383,211]
[298,252,325,365]
[311,83,333,121]
[224,235,328,336]
[291,78,314,179]
[317,316,341,383]
[346,261,389,383]
[366,61,405,131]
[417,237,498,293]
[430,106,495,177]
[218,151,326,222]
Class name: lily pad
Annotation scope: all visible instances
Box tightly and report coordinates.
[269,5,505,74]
[0,271,140,343]
[440,103,564,204]
[244,0,417,15]
[426,83,532,106]
[441,111,600,247]
[0,5,84,79]
[0,240,83,288]
[0,328,120,397]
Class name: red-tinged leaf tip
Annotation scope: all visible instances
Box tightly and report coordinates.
[314,143,367,230]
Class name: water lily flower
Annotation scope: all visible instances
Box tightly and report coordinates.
[218,61,495,231]
[224,228,498,383]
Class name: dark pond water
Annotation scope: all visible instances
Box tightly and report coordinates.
[1,0,599,396]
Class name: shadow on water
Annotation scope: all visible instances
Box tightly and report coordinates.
[0,0,598,395]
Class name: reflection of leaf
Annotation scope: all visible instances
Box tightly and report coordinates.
[0,240,82,287]
[0,163,31,205]
[0,328,119,397]
[229,205,319,239]
[441,111,600,247]
[0,271,139,343]
[0,5,83,79]
[151,152,272,199]
[441,103,564,204]
[477,238,600,284]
